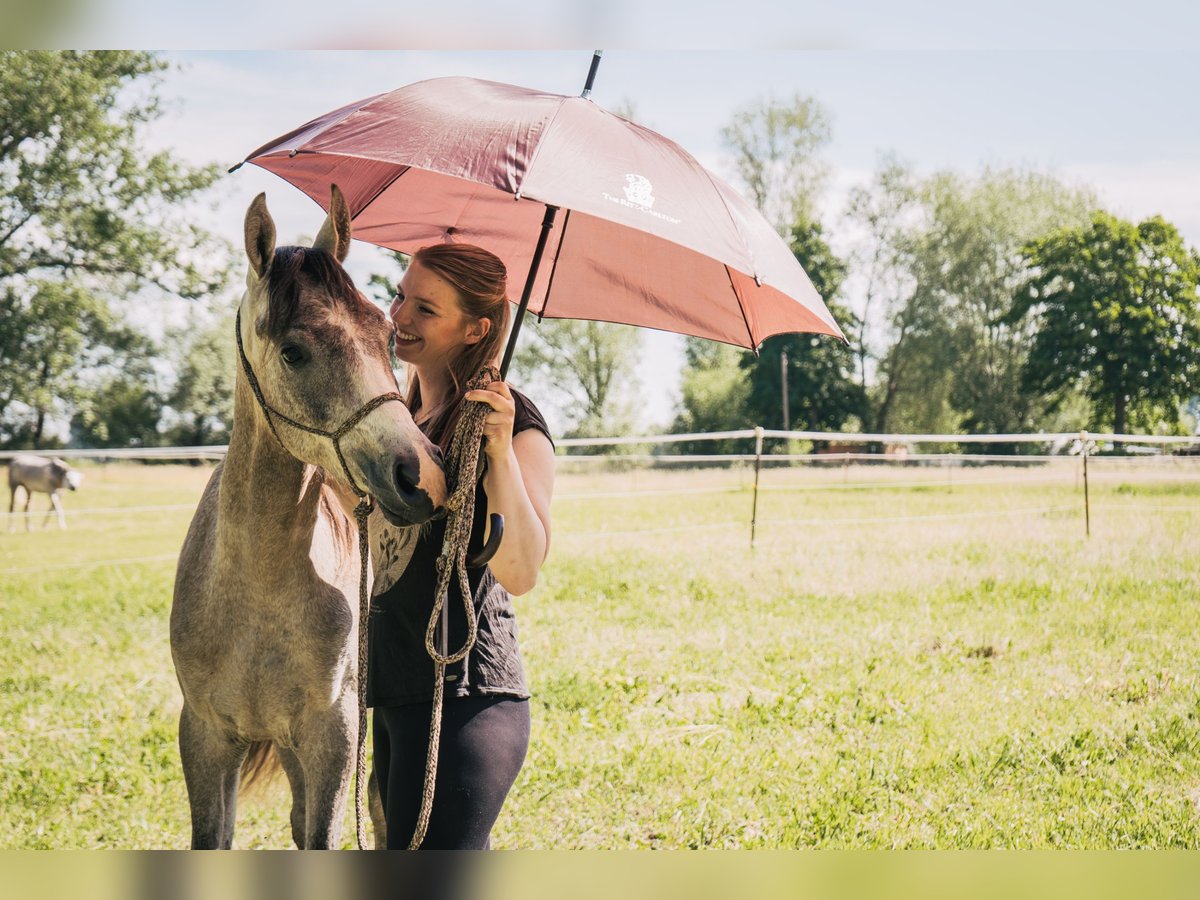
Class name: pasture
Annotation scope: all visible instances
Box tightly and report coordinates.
[1,456,1199,848]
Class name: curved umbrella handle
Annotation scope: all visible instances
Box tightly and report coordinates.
[466,513,504,569]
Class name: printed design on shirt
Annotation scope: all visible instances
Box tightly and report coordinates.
[370,520,419,597]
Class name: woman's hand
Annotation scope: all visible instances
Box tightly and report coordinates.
[463,380,555,595]
[464,380,516,461]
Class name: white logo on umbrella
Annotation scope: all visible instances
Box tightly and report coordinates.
[623,174,656,209]
[602,173,681,224]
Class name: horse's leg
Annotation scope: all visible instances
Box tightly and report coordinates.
[49,491,66,530]
[293,699,355,849]
[275,745,308,850]
[22,487,32,531]
[368,768,387,849]
[7,486,15,533]
[179,702,246,849]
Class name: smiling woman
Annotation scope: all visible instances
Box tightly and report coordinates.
[369,242,557,850]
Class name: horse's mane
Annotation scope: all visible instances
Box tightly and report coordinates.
[263,247,386,360]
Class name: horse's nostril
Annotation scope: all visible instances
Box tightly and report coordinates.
[431,444,445,468]
[394,456,421,499]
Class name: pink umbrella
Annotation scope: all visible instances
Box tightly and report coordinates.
[235,58,844,375]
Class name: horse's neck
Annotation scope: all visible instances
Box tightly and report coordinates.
[217,379,338,565]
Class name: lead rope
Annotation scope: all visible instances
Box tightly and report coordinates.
[405,366,498,850]
[353,495,373,850]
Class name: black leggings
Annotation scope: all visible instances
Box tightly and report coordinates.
[372,695,530,850]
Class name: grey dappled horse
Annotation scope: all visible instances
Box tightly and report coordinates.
[7,455,83,531]
[170,187,445,849]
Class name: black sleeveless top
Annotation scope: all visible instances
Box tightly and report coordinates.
[366,388,552,707]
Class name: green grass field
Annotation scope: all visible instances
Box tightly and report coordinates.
[2,456,1198,848]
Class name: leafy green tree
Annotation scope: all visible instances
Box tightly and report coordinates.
[720,93,831,234]
[163,309,237,446]
[0,51,227,446]
[510,318,642,439]
[844,162,1094,436]
[671,339,753,452]
[743,220,864,434]
[70,371,163,448]
[916,169,1094,436]
[367,250,410,310]
[0,279,157,447]
[843,157,920,419]
[673,93,842,449]
[1011,212,1200,435]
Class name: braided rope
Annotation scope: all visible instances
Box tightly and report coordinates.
[406,366,499,850]
[353,495,373,850]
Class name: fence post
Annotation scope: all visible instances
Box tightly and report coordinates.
[750,425,764,548]
[1080,429,1091,538]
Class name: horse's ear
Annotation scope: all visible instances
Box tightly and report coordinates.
[244,193,276,281]
[313,184,351,263]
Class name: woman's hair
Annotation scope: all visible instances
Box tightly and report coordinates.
[404,243,510,452]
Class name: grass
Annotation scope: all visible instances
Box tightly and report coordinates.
[1,457,1198,848]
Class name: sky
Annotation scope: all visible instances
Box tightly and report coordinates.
[135,46,1200,432]
[98,40,1195,434]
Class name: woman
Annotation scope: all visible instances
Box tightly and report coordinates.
[367,243,555,850]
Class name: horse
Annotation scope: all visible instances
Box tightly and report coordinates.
[169,186,447,850]
[7,455,84,531]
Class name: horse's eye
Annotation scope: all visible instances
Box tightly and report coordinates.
[280,345,305,367]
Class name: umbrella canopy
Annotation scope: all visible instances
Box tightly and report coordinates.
[239,74,844,356]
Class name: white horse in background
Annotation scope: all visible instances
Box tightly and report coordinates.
[7,455,84,531]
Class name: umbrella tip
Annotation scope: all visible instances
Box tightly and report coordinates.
[580,50,604,100]
[228,161,244,174]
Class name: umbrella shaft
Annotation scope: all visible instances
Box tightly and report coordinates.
[500,204,560,379]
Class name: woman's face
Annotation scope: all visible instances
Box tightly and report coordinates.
[389,260,485,369]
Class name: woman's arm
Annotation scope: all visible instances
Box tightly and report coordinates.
[465,382,555,595]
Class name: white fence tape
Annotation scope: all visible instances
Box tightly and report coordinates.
[3,429,1195,462]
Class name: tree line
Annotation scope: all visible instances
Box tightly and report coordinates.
[2,52,1197,451]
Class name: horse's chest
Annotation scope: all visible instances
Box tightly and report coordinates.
[181,581,357,737]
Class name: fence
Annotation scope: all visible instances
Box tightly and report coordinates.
[553,427,1200,545]
[3,429,1198,555]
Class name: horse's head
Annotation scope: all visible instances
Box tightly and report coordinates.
[51,459,83,491]
[239,186,446,525]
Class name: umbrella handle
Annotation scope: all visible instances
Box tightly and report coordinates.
[466,513,504,569]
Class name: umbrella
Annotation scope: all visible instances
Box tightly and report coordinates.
[233,55,844,377]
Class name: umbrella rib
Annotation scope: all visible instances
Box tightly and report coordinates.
[514,97,570,199]
[693,157,762,281]
[536,207,572,322]
[349,164,413,222]
[725,264,757,353]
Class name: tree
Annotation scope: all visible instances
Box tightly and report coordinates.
[0,51,227,446]
[70,371,163,447]
[1011,212,1200,435]
[0,278,160,447]
[720,93,832,233]
[671,338,753,452]
[915,169,1094,436]
[509,318,642,438]
[742,219,864,433]
[842,162,1094,436]
[163,308,237,446]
